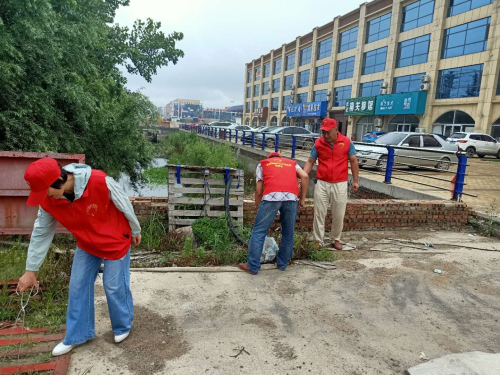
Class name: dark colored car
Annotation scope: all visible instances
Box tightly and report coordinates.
[362,131,387,143]
[244,126,319,149]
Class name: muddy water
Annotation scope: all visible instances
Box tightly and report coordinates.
[117,158,168,197]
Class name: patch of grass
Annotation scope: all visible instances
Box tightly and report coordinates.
[291,232,316,260]
[140,212,167,251]
[0,245,72,328]
[144,167,168,184]
[309,248,336,262]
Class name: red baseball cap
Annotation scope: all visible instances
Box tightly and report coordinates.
[267,152,282,158]
[24,158,61,206]
[320,118,338,131]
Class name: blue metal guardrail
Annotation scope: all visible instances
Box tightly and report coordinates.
[179,124,472,201]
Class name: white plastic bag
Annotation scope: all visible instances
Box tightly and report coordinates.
[260,236,278,263]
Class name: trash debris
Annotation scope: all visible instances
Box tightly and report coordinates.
[230,346,250,358]
[419,352,428,361]
[294,260,337,270]
[260,237,278,263]
[468,234,476,237]
[434,269,442,274]
[408,351,500,375]
[427,242,434,248]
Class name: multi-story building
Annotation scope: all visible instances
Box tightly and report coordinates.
[157,106,166,118]
[165,99,202,119]
[243,0,500,141]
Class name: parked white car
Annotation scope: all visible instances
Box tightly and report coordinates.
[446,132,500,158]
[356,132,458,171]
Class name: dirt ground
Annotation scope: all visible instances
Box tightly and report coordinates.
[68,230,500,375]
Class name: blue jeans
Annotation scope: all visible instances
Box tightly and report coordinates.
[247,200,298,274]
[63,247,134,345]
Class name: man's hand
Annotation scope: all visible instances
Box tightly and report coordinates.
[132,235,142,247]
[299,198,306,208]
[18,271,38,293]
[352,182,360,192]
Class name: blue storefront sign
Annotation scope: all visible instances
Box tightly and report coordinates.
[286,101,328,117]
[375,91,428,115]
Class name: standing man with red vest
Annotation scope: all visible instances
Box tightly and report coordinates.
[17,159,141,356]
[303,118,359,250]
[239,152,309,275]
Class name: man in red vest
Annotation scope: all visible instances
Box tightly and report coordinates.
[17,158,141,356]
[239,152,309,275]
[303,118,359,250]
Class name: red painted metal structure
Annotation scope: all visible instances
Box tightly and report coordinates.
[0,151,85,235]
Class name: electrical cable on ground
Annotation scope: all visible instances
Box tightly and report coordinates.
[225,175,249,247]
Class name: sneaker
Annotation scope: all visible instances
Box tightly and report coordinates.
[52,342,76,356]
[114,331,130,343]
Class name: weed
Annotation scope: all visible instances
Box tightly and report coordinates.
[144,167,168,184]
[291,232,316,260]
[159,230,186,253]
[196,246,205,259]
[468,200,500,237]
[309,248,336,262]
[182,237,193,257]
[140,211,167,251]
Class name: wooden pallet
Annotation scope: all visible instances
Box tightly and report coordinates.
[167,165,244,231]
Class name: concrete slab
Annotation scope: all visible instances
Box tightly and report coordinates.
[406,351,500,375]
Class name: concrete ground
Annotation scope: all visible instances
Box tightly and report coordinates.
[68,230,500,375]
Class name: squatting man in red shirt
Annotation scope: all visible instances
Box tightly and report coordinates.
[239,152,309,275]
[303,118,360,250]
[17,158,142,356]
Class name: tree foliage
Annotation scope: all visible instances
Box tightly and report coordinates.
[0,0,184,180]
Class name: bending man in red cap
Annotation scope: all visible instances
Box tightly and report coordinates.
[303,118,359,250]
[239,152,309,275]
[18,158,141,356]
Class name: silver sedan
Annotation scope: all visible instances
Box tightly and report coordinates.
[356,132,458,172]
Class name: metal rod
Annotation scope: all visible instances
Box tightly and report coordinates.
[354,141,461,156]
[275,134,279,152]
[292,136,296,158]
[390,168,465,184]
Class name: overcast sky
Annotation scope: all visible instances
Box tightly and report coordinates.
[115,0,365,109]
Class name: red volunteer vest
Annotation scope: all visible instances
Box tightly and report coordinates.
[315,133,351,183]
[260,157,299,197]
[41,170,131,260]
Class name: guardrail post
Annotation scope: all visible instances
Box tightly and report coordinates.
[292,136,296,158]
[262,133,266,150]
[384,147,395,184]
[235,130,238,143]
[229,129,232,142]
[275,134,279,152]
[251,132,255,148]
[242,131,246,145]
[453,153,467,201]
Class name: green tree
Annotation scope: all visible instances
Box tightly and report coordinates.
[0,0,184,181]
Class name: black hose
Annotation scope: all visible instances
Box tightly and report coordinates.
[225,175,249,247]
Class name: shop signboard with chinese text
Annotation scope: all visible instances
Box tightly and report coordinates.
[287,104,303,117]
[375,91,428,115]
[344,97,376,116]
[302,101,328,117]
[254,107,269,118]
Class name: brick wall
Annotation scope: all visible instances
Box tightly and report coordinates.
[243,200,475,231]
[130,197,475,230]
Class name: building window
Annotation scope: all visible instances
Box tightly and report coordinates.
[246,102,250,112]
[317,37,333,60]
[339,26,358,53]
[271,97,279,111]
[264,63,271,78]
[274,58,282,75]
[315,64,330,85]
[396,34,430,68]
[246,87,251,99]
[270,116,278,126]
[247,71,252,83]
[436,64,483,99]
[366,12,391,44]
[262,99,268,108]
[314,89,327,102]
[253,100,259,110]
[283,74,294,91]
[334,85,352,107]
[254,84,260,97]
[286,53,296,71]
[442,18,490,59]
[401,0,435,32]
[363,47,388,75]
[298,70,310,88]
[297,93,308,103]
[300,46,312,66]
[496,74,500,96]
[448,0,493,17]
[336,56,355,80]
[255,67,261,81]
[282,95,292,110]
[272,78,281,93]
[263,81,270,95]
[359,80,383,97]
[393,73,425,93]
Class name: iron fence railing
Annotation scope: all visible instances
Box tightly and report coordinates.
[179,124,473,201]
